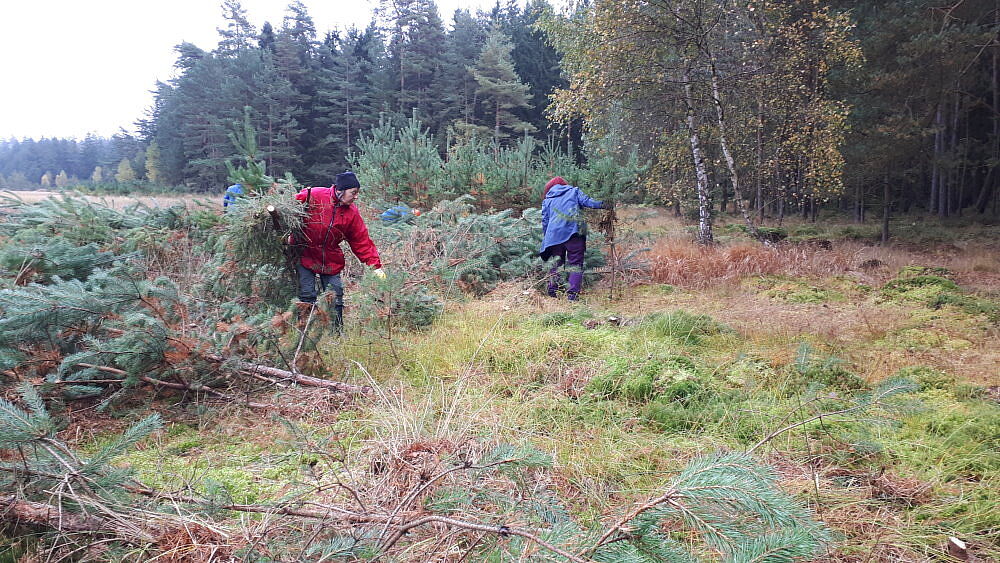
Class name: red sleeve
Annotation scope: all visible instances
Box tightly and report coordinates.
[345,208,382,269]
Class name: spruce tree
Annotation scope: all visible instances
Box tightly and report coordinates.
[273,1,320,180]
[310,31,350,178]
[503,0,564,135]
[441,9,486,132]
[216,0,256,55]
[470,26,536,145]
[384,0,450,131]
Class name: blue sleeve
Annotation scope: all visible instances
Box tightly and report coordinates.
[541,200,550,234]
[575,188,604,209]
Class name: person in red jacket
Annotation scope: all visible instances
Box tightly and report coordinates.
[291,171,385,330]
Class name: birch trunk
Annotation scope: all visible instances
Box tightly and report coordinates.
[683,69,713,245]
[709,63,758,237]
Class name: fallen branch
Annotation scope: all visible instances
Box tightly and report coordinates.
[0,494,108,533]
[582,489,681,557]
[73,363,271,409]
[211,356,372,395]
[382,514,590,563]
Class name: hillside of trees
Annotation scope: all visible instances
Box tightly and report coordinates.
[1,0,997,233]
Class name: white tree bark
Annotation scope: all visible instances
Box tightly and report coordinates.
[683,69,713,245]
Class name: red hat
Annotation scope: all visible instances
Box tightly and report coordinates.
[543,176,566,198]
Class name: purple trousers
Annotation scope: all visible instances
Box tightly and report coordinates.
[545,234,586,300]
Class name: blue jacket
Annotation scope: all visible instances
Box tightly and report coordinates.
[223,183,243,208]
[381,205,415,224]
[539,184,604,259]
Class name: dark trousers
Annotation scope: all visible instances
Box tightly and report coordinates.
[297,263,344,328]
[545,234,586,300]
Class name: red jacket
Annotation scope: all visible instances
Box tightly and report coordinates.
[294,187,381,275]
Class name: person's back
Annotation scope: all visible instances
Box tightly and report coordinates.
[381,204,420,224]
[538,176,607,301]
[540,180,604,258]
[223,183,243,209]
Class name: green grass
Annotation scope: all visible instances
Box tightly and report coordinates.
[81,250,999,559]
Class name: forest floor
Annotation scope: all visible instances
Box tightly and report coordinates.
[28,206,1000,561]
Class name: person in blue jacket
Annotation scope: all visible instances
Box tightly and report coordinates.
[222,183,243,209]
[380,204,421,224]
[538,176,610,301]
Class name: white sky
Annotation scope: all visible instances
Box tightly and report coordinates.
[0,0,516,140]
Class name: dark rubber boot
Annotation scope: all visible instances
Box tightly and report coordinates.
[333,304,344,333]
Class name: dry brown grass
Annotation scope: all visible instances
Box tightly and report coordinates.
[646,236,1000,291]
[648,238,859,288]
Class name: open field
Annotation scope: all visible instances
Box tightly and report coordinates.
[2,197,997,561]
[1,189,212,210]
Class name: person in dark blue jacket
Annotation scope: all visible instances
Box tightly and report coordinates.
[380,204,421,224]
[222,183,244,210]
[538,176,610,300]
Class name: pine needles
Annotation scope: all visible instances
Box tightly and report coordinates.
[219,188,305,268]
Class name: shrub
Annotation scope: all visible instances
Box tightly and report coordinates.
[586,355,700,403]
[754,276,842,304]
[635,310,731,345]
[881,275,959,302]
[535,309,596,327]
[791,344,867,391]
[897,366,955,391]
[357,272,444,329]
[928,292,1000,323]
[898,265,953,279]
[836,225,879,241]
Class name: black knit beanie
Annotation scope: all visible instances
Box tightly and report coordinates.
[335,171,360,191]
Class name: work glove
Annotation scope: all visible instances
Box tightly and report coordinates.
[373,268,386,280]
[603,200,615,211]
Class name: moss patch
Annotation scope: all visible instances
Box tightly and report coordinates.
[881,275,960,303]
[633,310,732,345]
[586,355,700,403]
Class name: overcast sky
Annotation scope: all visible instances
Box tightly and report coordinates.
[0,0,519,141]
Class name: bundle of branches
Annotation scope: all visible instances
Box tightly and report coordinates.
[368,195,592,296]
[207,112,308,311]
[0,238,125,286]
[0,257,366,409]
[202,187,307,312]
[261,425,831,561]
[217,186,306,267]
[0,392,832,561]
[0,385,237,559]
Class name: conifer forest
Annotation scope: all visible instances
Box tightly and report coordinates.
[1,0,998,561]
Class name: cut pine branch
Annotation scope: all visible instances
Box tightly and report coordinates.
[74,363,271,409]
[208,355,372,395]
[0,494,109,533]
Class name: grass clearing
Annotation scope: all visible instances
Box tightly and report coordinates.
[12,206,997,560]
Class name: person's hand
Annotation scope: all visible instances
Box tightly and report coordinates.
[373,268,386,280]
[603,200,616,210]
